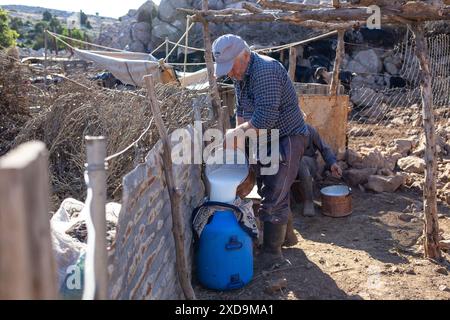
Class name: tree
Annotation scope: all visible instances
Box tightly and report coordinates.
[0,9,18,49]
[42,10,52,22]
[80,10,89,27]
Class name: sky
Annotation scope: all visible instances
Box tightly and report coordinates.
[0,0,161,18]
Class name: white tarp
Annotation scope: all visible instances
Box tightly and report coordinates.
[177,68,209,89]
[74,49,164,87]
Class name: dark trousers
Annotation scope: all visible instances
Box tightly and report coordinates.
[251,134,307,225]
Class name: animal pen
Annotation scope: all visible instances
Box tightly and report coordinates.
[1,0,450,300]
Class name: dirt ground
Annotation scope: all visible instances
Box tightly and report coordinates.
[194,186,450,300]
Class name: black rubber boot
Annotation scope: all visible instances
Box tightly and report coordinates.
[283,212,298,247]
[301,176,316,217]
[260,222,288,270]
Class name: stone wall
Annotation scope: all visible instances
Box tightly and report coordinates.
[108,127,204,299]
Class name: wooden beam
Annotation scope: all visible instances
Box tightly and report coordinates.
[288,46,297,81]
[82,136,108,300]
[411,23,441,259]
[143,75,196,300]
[0,142,57,299]
[179,1,450,26]
[330,29,345,96]
[201,0,226,132]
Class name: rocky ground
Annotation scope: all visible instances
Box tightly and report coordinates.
[195,106,450,300]
[194,187,450,300]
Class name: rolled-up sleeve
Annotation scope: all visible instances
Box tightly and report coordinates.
[310,126,337,168]
[250,69,281,130]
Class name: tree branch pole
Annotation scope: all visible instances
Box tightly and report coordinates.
[411,23,441,259]
[330,29,345,96]
[180,1,450,26]
[201,0,227,133]
[44,29,48,87]
[143,75,196,300]
[82,136,108,300]
[288,46,297,82]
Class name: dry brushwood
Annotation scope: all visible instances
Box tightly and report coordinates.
[0,50,35,155]
[13,76,211,209]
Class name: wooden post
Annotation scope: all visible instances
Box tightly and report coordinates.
[412,23,441,259]
[82,136,108,300]
[288,46,297,82]
[330,29,345,96]
[143,75,196,300]
[201,0,225,132]
[44,29,48,86]
[165,37,169,61]
[0,142,57,299]
[53,27,59,56]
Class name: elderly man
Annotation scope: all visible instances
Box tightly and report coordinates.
[212,34,309,269]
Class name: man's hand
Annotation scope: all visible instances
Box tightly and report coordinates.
[331,163,342,178]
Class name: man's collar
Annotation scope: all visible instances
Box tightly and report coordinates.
[244,51,255,78]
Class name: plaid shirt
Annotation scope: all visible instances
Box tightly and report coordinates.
[234,52,308,137]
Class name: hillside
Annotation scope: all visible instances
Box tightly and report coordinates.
[1,4,118,38]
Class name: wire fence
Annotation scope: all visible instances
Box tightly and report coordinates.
[346,28,450,150]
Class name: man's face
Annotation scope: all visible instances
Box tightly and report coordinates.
[227,52,249,81]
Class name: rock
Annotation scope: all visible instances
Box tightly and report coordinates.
[399,213,415,222]
[128,40,146,53]
[359,103,386,120]
[377,168,394,176]
[391,266,400,273]
[346,149,363,167]
[404,267,416,275]
[383,152,402,171]
[132,22,152,45]
[435,267,449,275]
[398,156,425,174]
[264,277,288,294]
[364,174,405,193]
[359,148,386,169]
[439,285,450,292]
[390,139,414,156]
[383,54,402,75]
[350,87,380,107]
[344,168,377,186]
[348,49,383,74]
[136,0,156,23]
[152,18,181,42]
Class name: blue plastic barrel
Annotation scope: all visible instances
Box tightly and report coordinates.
[196,210,253,291]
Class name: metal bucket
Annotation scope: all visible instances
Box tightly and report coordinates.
[320,185,352,217]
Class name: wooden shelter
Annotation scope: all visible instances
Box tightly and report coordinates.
[179,0,450,259]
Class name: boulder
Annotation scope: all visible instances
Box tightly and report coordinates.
[132,22,152,45]
[398,156,426,174]
[346,149,363,167]
[359,148,386,169]
[347,49,383,74]
[383,54,402,75]
[388,139,414,156]
[152,18,181,42]
[344,168,377,186]
[364,174,405,193]
[128,40,146,53]
[136,0,156,23]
